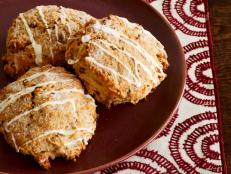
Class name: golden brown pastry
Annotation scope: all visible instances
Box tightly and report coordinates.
[65,15,169,107]
[2,5,94,78]
[0,65,97,169]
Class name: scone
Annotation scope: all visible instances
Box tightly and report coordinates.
[65,15,169,107]
[0,65,97,169]
[2,5,94,78]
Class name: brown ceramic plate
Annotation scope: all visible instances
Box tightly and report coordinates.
[0,0,185,173]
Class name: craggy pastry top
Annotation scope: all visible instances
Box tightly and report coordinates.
[0,65,97,169]
[3,5,94,77]
[66,15,169,106]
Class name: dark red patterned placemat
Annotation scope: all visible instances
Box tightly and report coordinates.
[99,0,227,173]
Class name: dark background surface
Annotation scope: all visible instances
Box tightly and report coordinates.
[209,0,231,173]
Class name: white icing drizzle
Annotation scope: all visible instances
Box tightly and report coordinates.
[59,6,72,35]
[81,35,91,43]
[4,88,95,131]
[11,133,19,152]
[119,17,137,29]
[0,79,71,113]
[76,11,91,24]
[143,29,159,43]
[19,13,43,65]
[119,16,162,50]
[59,7,66,24]
[64,137,87,148]
[55,24,59,40]
[84,21,167,87]
[36,6,54,59]
[97,39,158,85]
[5,99,75,131]
[19,127,93,149]
[93,22,164,74]
[70,100,77,119]
[86,56,137,86]
[79,32,159,86]
[6,93,94,151]
[40,88,84,96]
[76,127,94,133]
[40,88,95,105]
[67,59,79,65]
[93,22,119,37]
[36,6,51,38]
[7,68,53,89]
[85,95,97,108]
[89,41,141,87]
[15,68,54,84]
[40,88,82,119]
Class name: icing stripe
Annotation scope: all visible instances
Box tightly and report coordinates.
[19,13,43,65]
[12,68,55,84]
[59,6,72,35]
[5,99,75,130]
[36,6,51,38]
[64,137,88,147]
[40,88,95,107]
[36,6,54,58]
[93,22,164,73]
[90,41,141,87]
[19,127,94,149]
[11,133,19,152]
[40,88,84,96]
[55,24,59,40]
[85,56,137,86]
[0,79,71,112]
[96,39,159,85]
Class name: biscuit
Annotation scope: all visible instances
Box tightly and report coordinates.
[65,15,169,107]
[0,65,97,169]
[2,5,94,77]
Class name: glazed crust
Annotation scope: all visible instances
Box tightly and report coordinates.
[0,65,97,169]
[2,5,94,78]
[65,15,169,107]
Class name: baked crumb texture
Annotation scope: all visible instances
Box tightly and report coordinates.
[65,15,169,107]
[2,5,93,78]
[0,65,97,169]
